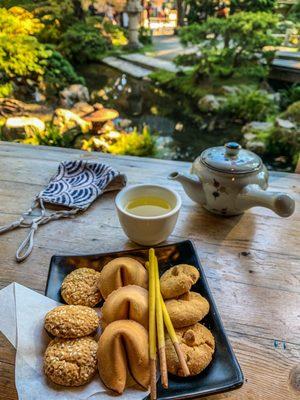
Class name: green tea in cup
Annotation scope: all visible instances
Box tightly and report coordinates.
[125,196,171,217]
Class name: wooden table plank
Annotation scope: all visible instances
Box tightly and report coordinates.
[0,142,299,400]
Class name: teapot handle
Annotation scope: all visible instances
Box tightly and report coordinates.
[237,185,295,217]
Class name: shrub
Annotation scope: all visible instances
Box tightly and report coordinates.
[230,0,277,13]
[101,19,128,47]
[288,0,300,23]
[267,126,300,168]
[282,101,300,123]
[108,126,156,157]
[59,21,108,64]
[82,126,156,157]
[280,84,300,109]
[0,6,52,98]
[223,87,278,121]
[19,122,81,148]
[139,27,152,45]
[0,82,14,98]
[44,48,85,94]
[178,12,280,80]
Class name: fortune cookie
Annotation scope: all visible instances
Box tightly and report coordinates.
[97,320,150,394]
[98,257,148,299]
[101,285,149,329]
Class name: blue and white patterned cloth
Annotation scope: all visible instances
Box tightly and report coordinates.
[0,160,126,262]
[39,160,127,210]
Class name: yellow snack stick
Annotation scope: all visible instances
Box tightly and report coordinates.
[149,249,156,360]
[154,254,168,388]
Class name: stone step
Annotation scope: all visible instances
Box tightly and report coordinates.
[272,58,300,71]
[102,57,152,79]
[276,51,300,61]
[120,53,184,73]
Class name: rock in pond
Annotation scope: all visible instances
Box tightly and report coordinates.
[71,102,95,117]
[60,84,90,108]
[275,118,296,130]
[198,95,222,113]
[245,140,266,154]
[53,109,91,133]
[219,85,239,95]
[242,121,273,134]
[3,117,45,140]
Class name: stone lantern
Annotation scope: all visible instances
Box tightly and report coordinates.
[125,0,143,50]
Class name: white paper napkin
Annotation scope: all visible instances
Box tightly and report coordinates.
[0,283,149,400]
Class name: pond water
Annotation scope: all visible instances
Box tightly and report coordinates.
[77,63,243,161]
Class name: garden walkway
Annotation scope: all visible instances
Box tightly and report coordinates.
[102,35,195,79]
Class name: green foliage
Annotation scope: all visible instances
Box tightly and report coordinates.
[82,126,156,157]
[287,0,300,23]
[280,84,300,109]
[266,126,300,168]
[150,69,207,99]
[0,82,14,98]
[59,21,108,64]
[108,126,156,157]
[101,19,128,47]
[139,27,152,45]
[44,48,85,94]
[179,12,280,79]
[184,0,217,23]
[0,6,84,97]
[230,0,277,13]
[223,87,278,121]
[0,7,50,79]
[20,122,80,147]
[282,101,300,123]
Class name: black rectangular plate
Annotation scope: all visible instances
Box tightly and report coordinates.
[46,240,243,399]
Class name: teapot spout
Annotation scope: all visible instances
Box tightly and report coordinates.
[168,172,206,205]
[237,185,295,217]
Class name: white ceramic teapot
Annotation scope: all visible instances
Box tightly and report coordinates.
[169,142,295,217]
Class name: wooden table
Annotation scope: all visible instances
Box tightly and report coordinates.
[0,142,299,400]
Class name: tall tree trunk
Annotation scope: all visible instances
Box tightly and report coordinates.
[177,0,186,27]
[72,0,84,20]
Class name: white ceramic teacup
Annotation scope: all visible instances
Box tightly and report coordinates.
[115,184,181,246]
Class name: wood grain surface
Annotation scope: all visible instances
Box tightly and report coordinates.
[0,142,299,400]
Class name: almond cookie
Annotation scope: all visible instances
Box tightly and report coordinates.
[45,305,99,338]
[165,323,215,376]
[165,291,209,328]
[101,285,149,329]
[98,257,148,300]
[44,337,98,386]
[160,264,200,299]
[61,268,102,307]
[97,320,150,394]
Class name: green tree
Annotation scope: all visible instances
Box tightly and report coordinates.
[0,6,83,97]
[185,0,218,22]
[288,0,300,23]
[178,11,280,80]
[230,0,277,13]
[0,7,50,83]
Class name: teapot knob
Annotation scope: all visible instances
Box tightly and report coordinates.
[225,142,241,157]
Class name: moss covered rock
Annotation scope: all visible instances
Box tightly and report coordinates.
[282,101,300,123]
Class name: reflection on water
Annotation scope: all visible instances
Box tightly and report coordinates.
[76,63,243,161]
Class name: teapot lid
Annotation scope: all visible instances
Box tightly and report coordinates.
[199,142,262,174]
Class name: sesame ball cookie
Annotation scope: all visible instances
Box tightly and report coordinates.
[160,264,200,299]
[165,323,215,377]
[44,337,98,386]
[45,305,99,338]
[61,268,102,307]
[165,291,209,328]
